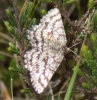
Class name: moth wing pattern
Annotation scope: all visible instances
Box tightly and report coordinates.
[24,8,67,94]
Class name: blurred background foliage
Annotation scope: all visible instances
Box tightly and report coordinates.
[1,0,97,100]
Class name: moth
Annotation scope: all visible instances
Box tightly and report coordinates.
[24,8,67,94]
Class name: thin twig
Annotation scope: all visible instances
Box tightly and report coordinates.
[59,77,70,92]
[0,51,12,58]
[48,82,54,100]
[0,39,9,44]
[77,9,92,27]
[0,32,14,43]
[54,91,66,97]
[13,0,21,34]
[60,7,74,27]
